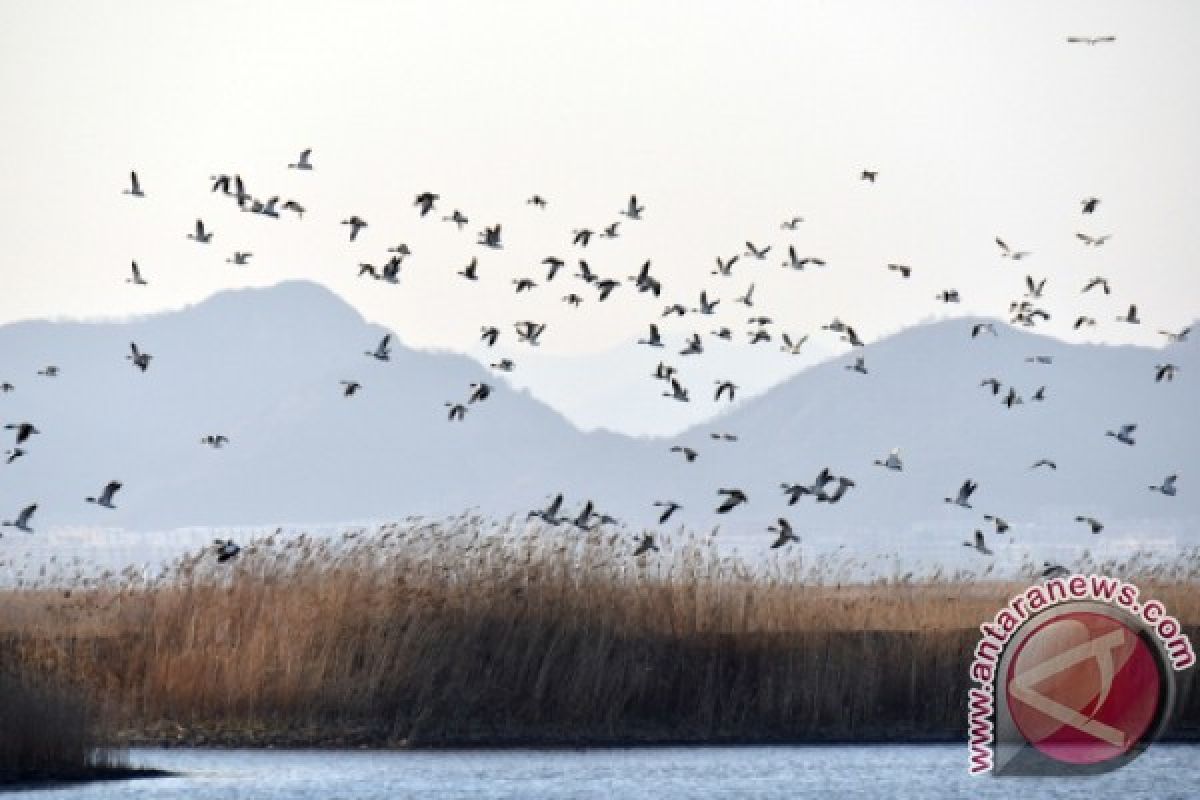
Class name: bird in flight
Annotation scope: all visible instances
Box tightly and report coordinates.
[845,355,867,374]
[2,503,37,533]
[458,257,479,281]
[288,149,313,170]
[715,488,748,514]
[744,242,771,260]
[995,238,1030,259]
[1075,232,1111,247]
[945,479,978,509]
[5,448,24,464]
[1075,515,1105,534]
[637,324,664,348]
[414,192,439,217]
[873,448,903,471]
[527,195,548,209]
[780,333,807,354]
[981,514,1010,535]
[214,539,242,563]
[1067,36,1115,45]
[653,501,682,524]
[1106,423,1137,445]
[963,530,993,556]
[887,263,912,278]
[619,195,645,220]
[632,532,659,556]
[1081,196,1100,213]
[1081,276,1111,294]
[971,322,996,338]
[86,480,123,508]
[123,171,144,197]
[478,224,503,249]
[127,261,148,285]
[1159,327,1191,343]
[669,445,698,462]
[714,380,738,402]
[188,219,213,243]
[5,423,39,445]
[341,216,368,241]
[712,255,739,276]
[514,321,546,346]
[365,334,392,361]
[663,377,689,402]
[781,216,804,229]
[1149,475,1177,496]
[769,518,799,548]
[200,434,229,448]
[1115,305,1140,324]
[340,380,362,397]
[1030,459,1057,470]
[445,402,467,421]
[860,170,878,183]
[1025,275,1046,298]
[127,342,152,372]
[1155,364,1179,383]
[528,494,565,525]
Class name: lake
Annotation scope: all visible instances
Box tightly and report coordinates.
[9,745,1199,798]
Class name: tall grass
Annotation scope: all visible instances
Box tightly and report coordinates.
[0,663,126,783]
[3,517,1199,745]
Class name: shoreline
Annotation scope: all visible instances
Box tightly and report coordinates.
[117,724,1200,750]
[0,767,173,792]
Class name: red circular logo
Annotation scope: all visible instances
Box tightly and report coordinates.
[1005,611,1162,765]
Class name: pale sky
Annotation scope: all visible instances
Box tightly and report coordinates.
[1,0,1198,434]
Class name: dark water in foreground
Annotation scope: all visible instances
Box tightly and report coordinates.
[10,745,1200,798]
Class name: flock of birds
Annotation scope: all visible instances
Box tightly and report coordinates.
[1,37,1191,574]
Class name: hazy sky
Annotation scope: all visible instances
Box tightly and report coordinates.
[2,1,1198,433]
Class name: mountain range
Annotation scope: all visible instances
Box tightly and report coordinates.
[0,281,1195,568]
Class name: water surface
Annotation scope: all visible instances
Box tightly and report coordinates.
[12,745,1199,799]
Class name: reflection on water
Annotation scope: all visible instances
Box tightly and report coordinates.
[11,744,1200,799]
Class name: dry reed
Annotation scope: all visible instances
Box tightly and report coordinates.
[2,518,1198,746]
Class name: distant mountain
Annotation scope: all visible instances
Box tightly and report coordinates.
[0,281,1195,568]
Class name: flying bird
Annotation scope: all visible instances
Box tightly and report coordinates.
[200,435,229,448]
[127,261,148,285]
[714,380,738,402]
[1081,196,1100,213]
[2,503,36,532]
[458,257,479,280]
[5,423,39,445]
[287,149,313,170]
[528,494,565,525]
[768,518,799,548]
[653,501,682,524]
[1067,36,1116,45]
[627,532,658,557]
[123,171,144,197]
[1030,459,1057,470]
[873,448,903,471]
[341,216,367,241]
[963,530,993,556]
[669,445,697,462]
[715,488,748,514]
[1106,423,1136,445]
[85,480,122,508]
[1075,515,1105,534]
[945,479,978,509]
[187,219,213,243]
[887,263,912,278]
[365,334,392,361]
[127,342,152,372]
[1155,364,1179,383]
[1075,232,1111,247]
[414,192,439,217]
[1149,475,1177,496]
[982,514,1010,534]
[214,539,242,563]
[340,380,362,397]
[995,238,1030,259]
[1081,277,1111,294]
[445,402,467,421]
[619,195,645,220]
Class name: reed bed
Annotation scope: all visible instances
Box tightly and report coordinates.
[0,663,127,784]
[2,517,1199,746]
